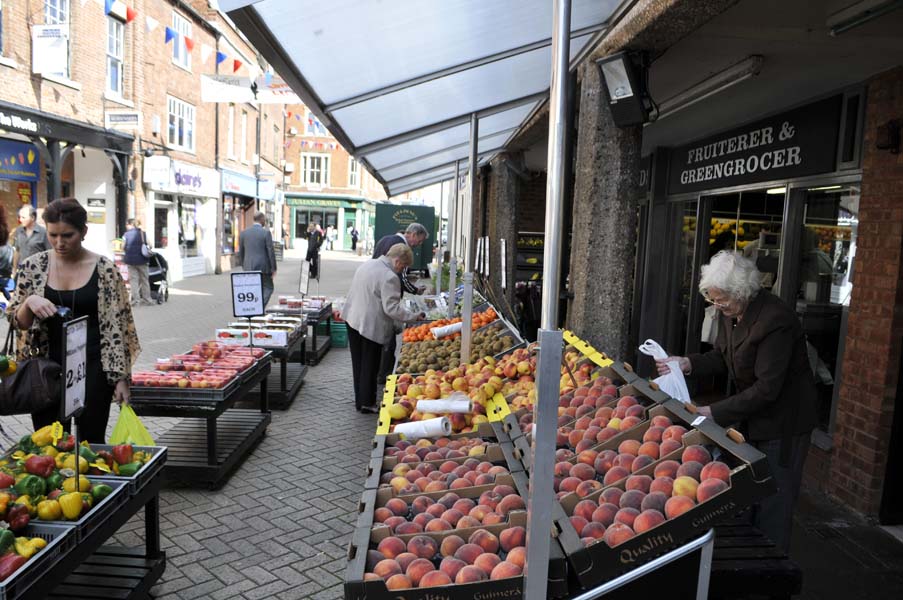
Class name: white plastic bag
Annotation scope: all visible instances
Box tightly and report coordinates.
[638,339,692,404]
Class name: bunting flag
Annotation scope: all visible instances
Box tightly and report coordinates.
[232,59,242,73]
[126,6,137,23]
[145,15,159,33]
[264,72,273,87]
[294,114,302,121]
[308,117,313,126]
[164,27,177,44]
[183,36,194,52]
[286,111,293,119]
[216,51,228,65]
[200,43,213,64]
[104,0,113,15]
[284,140,292,149]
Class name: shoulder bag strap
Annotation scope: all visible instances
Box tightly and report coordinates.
[2,320,15,355]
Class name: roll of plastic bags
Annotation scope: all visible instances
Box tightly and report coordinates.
[393,417,452,439]
[431,321,464,339]
[416,395,472,414]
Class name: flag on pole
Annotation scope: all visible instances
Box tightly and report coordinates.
[126,6,137,23]
[183,36,194,52]
[145,16,159,33]
[164,27,177,44]
[233,59,242,73]
[104,0,113,15]
[216,51,228,65]
[200,43,213,64]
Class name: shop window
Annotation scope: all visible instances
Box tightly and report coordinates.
[154,205,168,248]
[43,0,70,78]
[222,197,235,254]
[301,154,330,187]
[675,200,700,356]
[178,199,198,258]
[796,185,859,434]
[240,110,248,162]
[167,96,195,152]
[294,210,309,238]
[171,12,191,71]
[348,158,359,188]
[227,105,235,159]
[273,124,279,163]
[106,16,124,97]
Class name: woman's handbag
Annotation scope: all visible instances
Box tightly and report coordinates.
[0,325,61,416]
[140,230,152,259]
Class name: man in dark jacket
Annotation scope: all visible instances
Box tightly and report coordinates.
[238,212,277,307]
[657,251,817,553]
[123,219,153,306]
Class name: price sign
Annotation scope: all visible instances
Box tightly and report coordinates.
[298,260,310,296]
[62,316,88,420]
[231,272,265,317]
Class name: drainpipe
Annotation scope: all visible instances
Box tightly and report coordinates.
[214,31,223,274]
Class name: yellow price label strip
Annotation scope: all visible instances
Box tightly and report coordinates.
[487,392,512,422]
[376,406,392,435]
[381,375,398,408]
[90,462,111,473]
[588,352,614,368]
[50,422,63,445]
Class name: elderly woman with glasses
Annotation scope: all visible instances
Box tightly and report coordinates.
[656,251,817,553]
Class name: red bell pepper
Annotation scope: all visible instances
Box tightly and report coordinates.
[111,445,133,466]
[24,455,55,478]
[0,553,28,581]
[56,434,75,452]
[0,473,14,489]
[6,504,29,532]
[96,450,114,467]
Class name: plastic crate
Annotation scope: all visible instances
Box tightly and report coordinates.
[0,523,77,600]
[88,444,168,494]
[33,478,130,543]
[330,322,348,348]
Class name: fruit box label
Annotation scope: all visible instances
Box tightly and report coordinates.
[215,329,251,346]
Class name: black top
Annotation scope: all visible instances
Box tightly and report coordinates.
[373,234,418,295]
[45,267,103,363]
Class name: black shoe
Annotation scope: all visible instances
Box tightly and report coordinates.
[359,405,379,414]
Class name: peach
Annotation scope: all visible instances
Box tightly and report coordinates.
[407,535,439,559]
[603,466,630,486]
[625,404,646,418]
[672,476,699,500]
[638,442,660,460]
[473,474,495,486]
[603,522,636,547]
[557,448,576,461]
[454,543,484,565]
[700,461,731,483]
[456,516,482,529]
[426,503,447,518]
[569,515,589,533]
[374,507,394,523]
[574,416,592,430]
[576,480,604,498]
[641,491,668,514]
[478,491,503,511]
[568,429,585,448]
[406,558,435,586]
[664,495,695,519]
[482,512,504,525]
[616,453,637,469]
[385,573,413,589]
[600,487,623,506]
[584,427,603,442]
[455,565,488,583]
[697,478,729,502]
[469,505,491,521]
[559,477,582,493]
[440,535,466,558]
[591,503,619,527]
[497,495,526,516]
[395,552,418,571]
[420,570,453,587]
[556,429,571,446]
[490,561,522,580]
[626,475,653,494]
[555,461,574,478]
[438,493,460,509]
[493,484,515,497]
[569,462,595,482]
[663,425,688,442]
[634,509,666,534]
[384,516,406,532]
[615,507,640,528]
[453,498,476,514]
[385,498,409,517]
[450,478,473,490]
[373,558,403,579]
[474,552,502,575]
[395,522,423,535]
[424,481,449,493]
[425,519,453,532]
[619,490,646,511]
[649,476,674,497]
[594,450,617,474]
[618,439,642,456]
[682,445,712,465]
[677,461,704,481]
[506,546,526,568]
[620,416,642,431]
[439,460,458,474]
[469,529,500,554]
[415,478,432,491]
[630,455,655,473]
[440,556,467,581]
[617,396,638,408]
[582,521,607,539]
[573,499,599,522]
[363,572,381,581]
[577,450,599,466]
[597,427,620,443]
[499,525,526,551]
[653,460,680,479]
[441,509,464,527]
[651,415,673,428]
[596,406,614,420]
[367,549,387,571]
[464,471,480,484]
[412,496,435,514]
[377,537,406,559]
[643,426,665,443]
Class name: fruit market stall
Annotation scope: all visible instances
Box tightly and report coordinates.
[267,296,334,365]
[217,314,309,410]
[129,342,272,488]
[0,429,168,599]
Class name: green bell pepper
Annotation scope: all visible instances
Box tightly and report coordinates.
[91,484,113,502]
[45,473,63,492]
[16,435,38,455]
[78,445,98,463]
[13,475,46,498]
[0,529,14,555]
[117,462,142,477]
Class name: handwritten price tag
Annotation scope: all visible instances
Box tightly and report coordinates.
[63,317,88,420]
[51,422,63,445]
[231,272,265,317]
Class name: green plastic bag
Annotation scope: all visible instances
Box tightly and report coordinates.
[110,405,155,446]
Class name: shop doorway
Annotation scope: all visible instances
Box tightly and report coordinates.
[344,217,355,250]
[154,206,168,248]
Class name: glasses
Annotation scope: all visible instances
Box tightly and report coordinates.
[703,294,731,309]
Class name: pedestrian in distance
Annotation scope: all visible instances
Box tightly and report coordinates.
[306,223,324,279]
[350,227,359,252]
[655,251,817,553]
[12,205,49,271]
[238,212,278,308]
[122,218,154,306]
[10,198,140,443]
[0,209,14,301]
[342,243,424,413]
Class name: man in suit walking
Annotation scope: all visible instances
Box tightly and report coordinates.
[238,212,278,307]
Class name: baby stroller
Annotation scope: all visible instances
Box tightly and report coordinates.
[148,252,169,304]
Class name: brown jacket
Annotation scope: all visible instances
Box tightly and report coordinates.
[688,290,817,442]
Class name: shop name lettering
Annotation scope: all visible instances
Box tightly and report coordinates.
[174,170,202,188]
[0,112,38,133]
[680,121,800,185]
[619,531,675,563]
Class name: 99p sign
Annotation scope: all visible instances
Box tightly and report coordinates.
[231,272,265,317]
[62,316,89,420]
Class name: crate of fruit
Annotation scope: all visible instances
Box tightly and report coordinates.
[84,444,167,494]
[0,523,77,600]
[33,477,130,543]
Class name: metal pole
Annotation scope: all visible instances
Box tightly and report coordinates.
[525,1,570,598]
[460,113,478,364]
[447,161,459,317]
[435,180,445,294]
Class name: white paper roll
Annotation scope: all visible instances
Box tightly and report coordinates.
[416,398,472,414]
[431,321,464,339]
[393,417,452,439]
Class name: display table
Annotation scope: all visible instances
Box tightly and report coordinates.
[242,333,307,410]
[129,355,272,488]
[304,303,333,365]
[32,458,167,599]
[710,520,802,600]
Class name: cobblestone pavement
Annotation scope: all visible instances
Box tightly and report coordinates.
[2,250,374,599]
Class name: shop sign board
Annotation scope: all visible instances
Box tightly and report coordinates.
[221,168,258,197]
[200,75,254,103]
[87,198,106,224]
[32,25,69,78]
[0,139,40,182]
[144,157,221,198]
[285,196,359,209]
[105,111,141,131]
[17,183,32,204]
[668,95,843,195]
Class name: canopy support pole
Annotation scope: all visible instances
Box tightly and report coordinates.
[447,161,459,317]
[525,1,571,598]
[460,114,478,364]
[435,180,445,295]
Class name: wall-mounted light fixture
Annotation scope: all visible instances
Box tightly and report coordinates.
[827,0,903,35]
[596,52,650,127]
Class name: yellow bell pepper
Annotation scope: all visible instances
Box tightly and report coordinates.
[58,492,83,520]
[62,476,91,493]
[62,455,88,474]
[55,453,68,469]
[14,537,45,559]
[29,537,46,550]
[14,495,36,517]
[37,499,62,521]
[0,493,10,519]
[31,425,54,447]
[41,446,59,458]
[14,473,28,483]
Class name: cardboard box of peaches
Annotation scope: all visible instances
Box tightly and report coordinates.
[505,375,777,588]
[345,423,570,599]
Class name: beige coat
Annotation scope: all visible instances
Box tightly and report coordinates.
[342,256,419,344]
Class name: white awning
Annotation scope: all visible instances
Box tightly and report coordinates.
[228,0,628,195]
